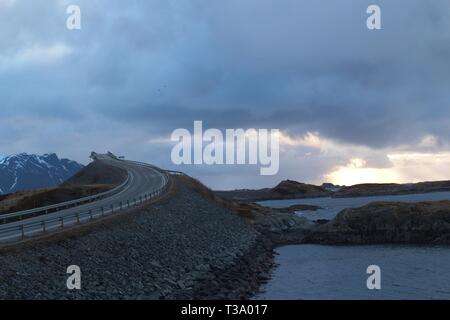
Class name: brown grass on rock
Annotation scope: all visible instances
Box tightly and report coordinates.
[176,175,272,222]
[305,200,450,244]
[0,160,127,214]
[0,185,112,214]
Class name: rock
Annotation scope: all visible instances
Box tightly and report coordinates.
[195,264,210,272]
[149,260,162,268]
[304,200,450,245]
[277,204,323,213]
[333,181,450,198]
[215,179,331,201]
[176,281,186,290]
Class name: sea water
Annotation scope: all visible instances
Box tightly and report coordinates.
[256,192,450,300]
[255,244,450,300]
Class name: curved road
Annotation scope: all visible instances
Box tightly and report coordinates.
[0,153,169,243]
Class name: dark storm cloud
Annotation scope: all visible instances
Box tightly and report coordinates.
[2,0,450,188]
[81,0,450,149]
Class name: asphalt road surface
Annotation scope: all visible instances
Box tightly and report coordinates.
[0,154,169,243]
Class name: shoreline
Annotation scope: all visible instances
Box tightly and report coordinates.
[4,174,450,299]
[171,234,276,300]
[172,228,309,300]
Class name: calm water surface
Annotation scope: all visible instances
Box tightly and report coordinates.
[258,191,450,221]
[256,192,450,299]
[256,245,450,300]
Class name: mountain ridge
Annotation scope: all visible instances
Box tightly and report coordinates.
[0,153,83,194]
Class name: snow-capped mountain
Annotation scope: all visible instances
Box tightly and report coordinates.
[0,153,84,194]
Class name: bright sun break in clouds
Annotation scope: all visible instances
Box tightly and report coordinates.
[325,158,400,186]
[2,1,450,190]
[278,132,450,186]
[325,153,450,186]
[147,130,450,187]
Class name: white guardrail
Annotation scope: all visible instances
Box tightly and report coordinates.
[0,162,171,243]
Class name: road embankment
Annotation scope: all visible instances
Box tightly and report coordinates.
[0,174,287,299]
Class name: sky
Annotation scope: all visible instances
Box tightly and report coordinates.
[1,0,450,190]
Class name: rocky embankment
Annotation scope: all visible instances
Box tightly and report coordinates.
[304,201,450,245]
[0,174,312,300]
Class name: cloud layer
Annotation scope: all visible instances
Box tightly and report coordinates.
[1,0,450,189]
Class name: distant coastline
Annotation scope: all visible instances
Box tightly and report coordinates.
[216,179,450,201]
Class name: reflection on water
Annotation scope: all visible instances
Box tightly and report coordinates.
[258,191,450,220]
[256,245,450,300]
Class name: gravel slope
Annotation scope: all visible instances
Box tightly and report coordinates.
[0,177,260,299]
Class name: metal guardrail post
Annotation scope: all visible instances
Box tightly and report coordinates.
[89,210,93,220]
[1,172,131,225]
[76,212,80,223]
[101,207,104,216]
[42,221,46,232]
[21,225,25,239]
[61,217,64,227]
[111,204,114,213]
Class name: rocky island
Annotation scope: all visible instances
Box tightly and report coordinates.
[304,200,450,245]
[218,179,450,201]
[216,180,332,201]
[333,181,450,198]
